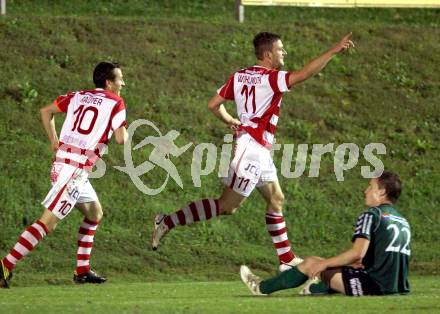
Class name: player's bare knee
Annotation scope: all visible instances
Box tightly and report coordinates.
[44,220,58,232]
[96,208,104,221]
[229,207,238,214]
[86,202,103,222]
[276,192,285,206]
[88,210,103,223]
[302,256,315,266]
[94,212,103,222]
[267,200,281,212]
[219,206,237,215]
[310,256,323,261]
[39,210,60,232]
[218,200,239,215]
[268,192,284,213]
[218,197,242,215]
[297,256,316,273]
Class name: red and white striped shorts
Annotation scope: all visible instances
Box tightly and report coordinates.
[41,162,98,220]
[223,133,277,197]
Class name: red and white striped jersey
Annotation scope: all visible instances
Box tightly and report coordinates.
[53,88,126,169]
[217,65,291,148]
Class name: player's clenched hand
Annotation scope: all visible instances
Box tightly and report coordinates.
[307,260,327,278]
[227,118,241,131]
[331,32,355,54]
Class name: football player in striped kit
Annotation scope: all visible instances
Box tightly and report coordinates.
[152,32,354,271]
[240,171,411,297]
[1,62,128,288]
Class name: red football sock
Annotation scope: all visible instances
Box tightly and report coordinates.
[265,211,295,264]
[164,199,219,229]
[2,220,49,272]
[76,218,100,275]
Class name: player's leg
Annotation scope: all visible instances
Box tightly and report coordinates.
[163,186,247,228]
[151,187,247,250]
[241,256,324,295]
[76,200,103,222]
[258,256,318,294]
[218,186,248,214]
[1,164,84,288]
[320,268,345,294]
[73,180,106,284]
[296,256,337,295]
[241,257,372,296]
[325,266,382,296]
[240,259,309,295]
[151,135,255,250]
[257,180,301,270]
[298,258,366,295]
[162,198,221,230]
[159,136,254,231]
[75,199,103,265]
[1,209,58,288]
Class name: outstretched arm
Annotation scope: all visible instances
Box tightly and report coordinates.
[288,33,355,87]
[40,103,61,153]
[307,237,370,278]
[208,94,241,131]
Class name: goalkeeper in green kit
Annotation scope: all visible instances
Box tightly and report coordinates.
[240,171,410,296]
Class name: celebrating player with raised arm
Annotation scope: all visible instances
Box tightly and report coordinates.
[152,32,354,271]
[241,171,410,296]
[1,62,128,288]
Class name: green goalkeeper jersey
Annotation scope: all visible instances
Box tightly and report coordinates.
[352,204,410,294]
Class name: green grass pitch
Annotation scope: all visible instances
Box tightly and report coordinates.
[0,2,439,313]
[1,276,439,313]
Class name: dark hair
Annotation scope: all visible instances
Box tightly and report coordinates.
[377,171,402,203]
[93,62,120,88]
[253,32,281,60]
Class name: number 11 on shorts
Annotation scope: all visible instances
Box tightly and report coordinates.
[238,177,250,191]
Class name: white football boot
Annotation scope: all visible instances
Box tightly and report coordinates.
[279,256,304,272]
[299,276,321,296]
[240,265,266,296]
[151,213,169,250]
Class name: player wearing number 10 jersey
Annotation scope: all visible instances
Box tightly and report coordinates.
[1,62,128,288]
[152,32,355,272]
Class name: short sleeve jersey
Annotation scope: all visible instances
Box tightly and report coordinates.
[217,66,290,149]
[352,204,411,294]
[54,88,126,169]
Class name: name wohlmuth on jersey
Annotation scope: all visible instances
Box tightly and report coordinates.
[218,66,290,149]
